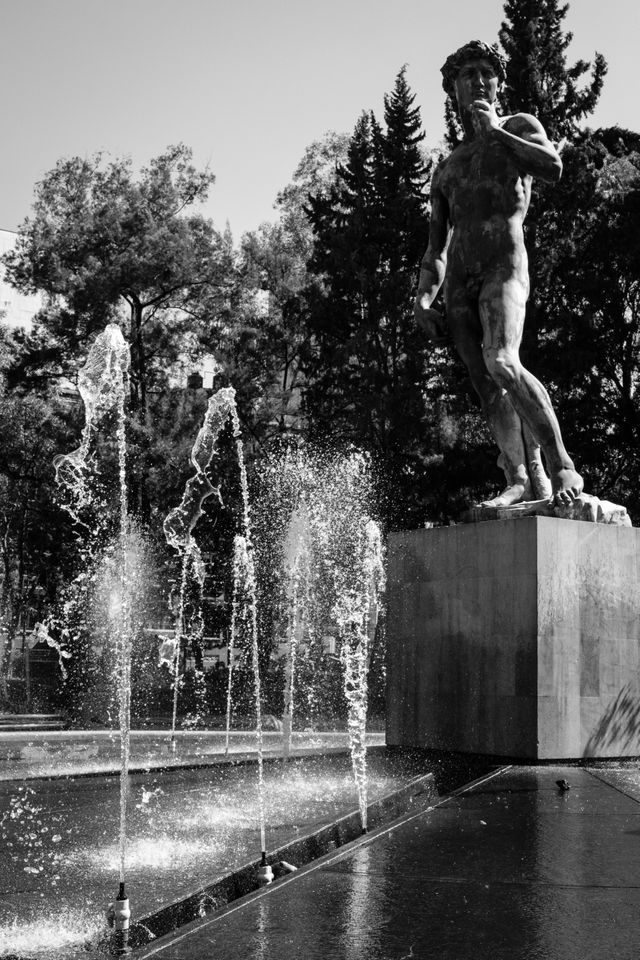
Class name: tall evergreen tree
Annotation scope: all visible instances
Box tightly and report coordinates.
[535,127,640,519]
[499,0,607,141]
[302,69,435,527]
[497,1,607,363]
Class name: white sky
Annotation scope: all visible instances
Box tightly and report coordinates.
[0,0,637,241]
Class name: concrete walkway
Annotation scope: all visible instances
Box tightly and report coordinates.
[137,764,640,960]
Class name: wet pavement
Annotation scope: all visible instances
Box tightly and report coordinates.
[137,765,640,960]
[0,750,433,958]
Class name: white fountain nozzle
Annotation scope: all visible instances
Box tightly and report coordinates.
[108,884,132,956]
[113,883,131,930]
[256,853,274,886]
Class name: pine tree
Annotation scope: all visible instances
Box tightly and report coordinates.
[499,0,607,141]
[534,127,640,519]
[302,70,436,527]
[498,1,608,369]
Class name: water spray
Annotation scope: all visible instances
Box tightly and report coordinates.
[334,518,385,833]
[227,407,270,869]
[53,324,137,936]
[225,535,251,755]
[163,388,234,740]
[281,500,311,759]
[163,389,269,867]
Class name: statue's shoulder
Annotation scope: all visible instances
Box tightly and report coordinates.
[500,112,547,138]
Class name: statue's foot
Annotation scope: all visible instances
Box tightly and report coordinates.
[551,468,583,506]
[479,480,530,509]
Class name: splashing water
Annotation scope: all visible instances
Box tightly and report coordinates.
[163,386,268,858]
[54,323,129,526]
[163,386,236,553]
[333,518,385,832]
[253,446,386,831]
[30,622,72,679]
[227,400,269,858]
[281,500,312,758]
[225,534,251,754]
[163,386,234,741]
[0,911,105,959]
[53,323,133,885]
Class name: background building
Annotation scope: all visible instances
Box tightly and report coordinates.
[0,228,43,328]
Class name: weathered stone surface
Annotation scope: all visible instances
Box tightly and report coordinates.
[462,492,631,526]
[386,517,640,758]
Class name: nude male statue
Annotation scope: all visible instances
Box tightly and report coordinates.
[414,40,583,508]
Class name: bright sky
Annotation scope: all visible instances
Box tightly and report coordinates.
[0,0,637,241]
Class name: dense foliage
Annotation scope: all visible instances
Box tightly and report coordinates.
[301,70,439,527]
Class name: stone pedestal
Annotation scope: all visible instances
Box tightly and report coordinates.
[386,517,640,759]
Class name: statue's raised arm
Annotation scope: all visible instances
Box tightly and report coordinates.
[493,112,562,183]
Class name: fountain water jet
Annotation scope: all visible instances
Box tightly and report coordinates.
[333,518,385,832]
[224,534,251,755]
[253,446,386,833]
[163,386,269,867]
[53,322,134,952]
[162,387,231,744]
[281,500,312,759]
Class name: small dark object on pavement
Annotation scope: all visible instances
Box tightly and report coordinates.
[556,779,571,792]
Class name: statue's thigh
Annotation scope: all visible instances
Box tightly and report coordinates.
[446,282,482,353]
[478,273,528,352]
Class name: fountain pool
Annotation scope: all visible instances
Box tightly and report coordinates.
[0,748,435,959]
[0,324,397,957]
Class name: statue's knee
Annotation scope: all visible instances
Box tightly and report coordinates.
[484,349,519,388]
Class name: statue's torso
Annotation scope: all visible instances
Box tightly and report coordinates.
[439,118,531,277]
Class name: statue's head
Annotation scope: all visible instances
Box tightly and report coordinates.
[441,40,507,106]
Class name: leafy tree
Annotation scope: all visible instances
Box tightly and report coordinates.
[301,69,436,527]
[274,131,350,275]
[4,144,224,513]
[0,384,76,707]
[196,134,350,455]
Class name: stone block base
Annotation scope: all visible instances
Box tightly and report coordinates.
[386,517,640,759]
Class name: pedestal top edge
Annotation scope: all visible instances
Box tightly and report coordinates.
[388,514,638,547]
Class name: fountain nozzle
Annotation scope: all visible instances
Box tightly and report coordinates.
[106,883,132,955]
[256,852,274,886]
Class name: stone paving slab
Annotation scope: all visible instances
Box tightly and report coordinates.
[137,765,640,960]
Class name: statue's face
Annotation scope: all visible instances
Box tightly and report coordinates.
[454,58,499,108]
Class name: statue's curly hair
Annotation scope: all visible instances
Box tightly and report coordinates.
[440,40,507,99]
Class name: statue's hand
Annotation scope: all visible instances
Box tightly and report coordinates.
[414,298,449,344]
[472,99,499,135]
